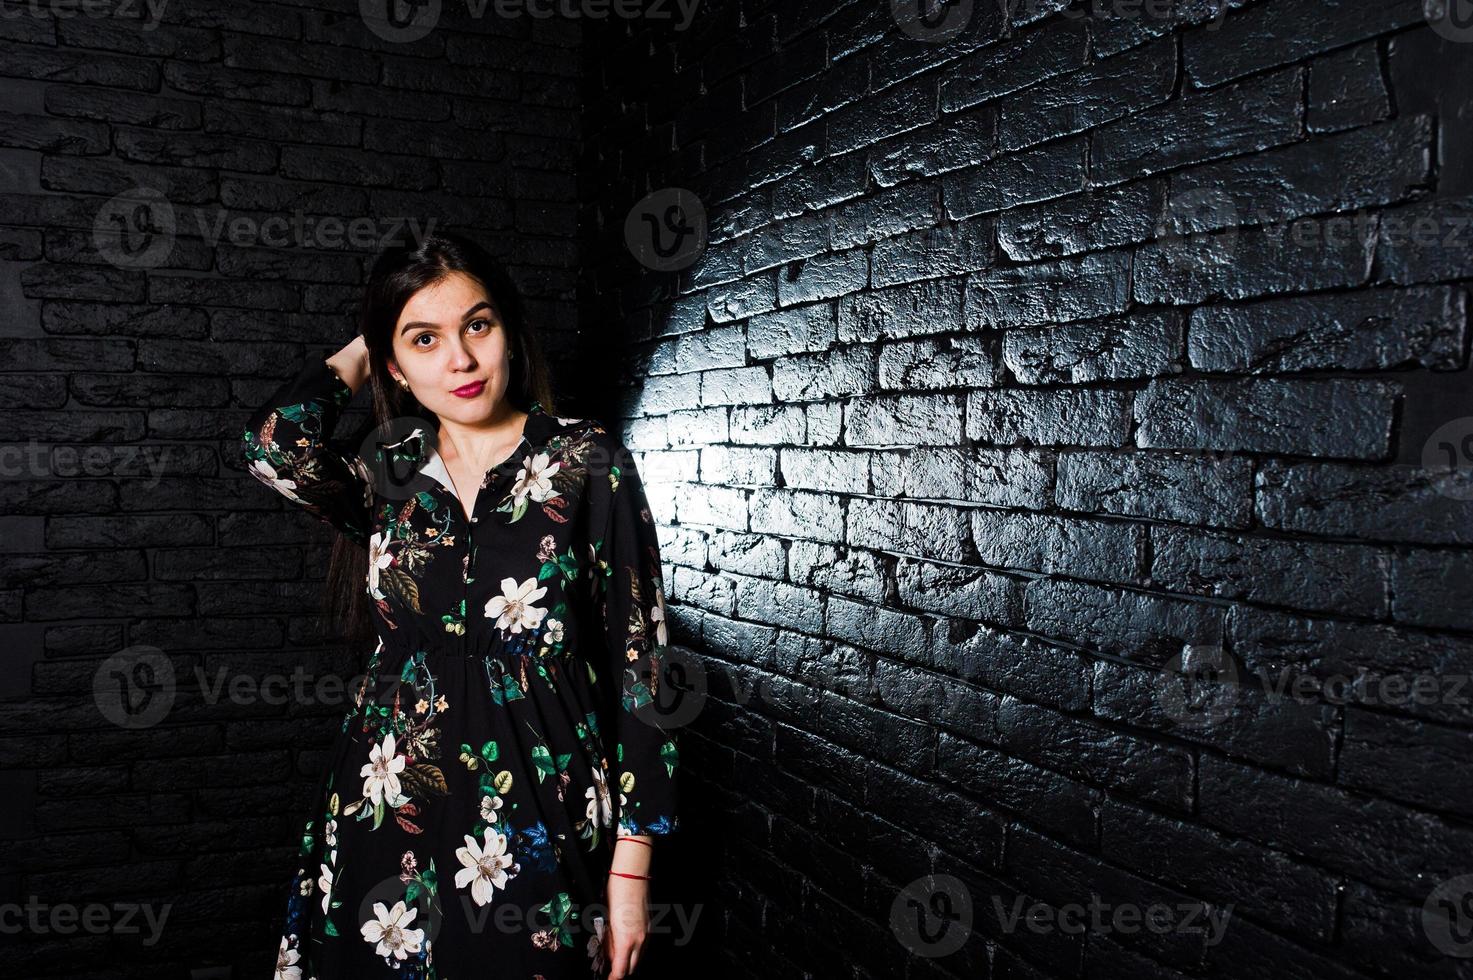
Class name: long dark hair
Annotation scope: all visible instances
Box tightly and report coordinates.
[327,230,559,652]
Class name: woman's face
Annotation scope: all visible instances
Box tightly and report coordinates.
[388,271,514,425]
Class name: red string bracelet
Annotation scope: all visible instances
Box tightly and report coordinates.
[617,837,653,848]
[609,871,651,880]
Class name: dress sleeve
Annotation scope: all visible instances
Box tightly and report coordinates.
[588,439,680,837]
[239,354,374,546]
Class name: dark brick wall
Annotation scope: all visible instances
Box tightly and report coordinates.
[581,1,1473,978]
[0,2,584,976]
[4,0,1473,977]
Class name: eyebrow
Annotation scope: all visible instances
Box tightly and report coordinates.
[399,301,497,335]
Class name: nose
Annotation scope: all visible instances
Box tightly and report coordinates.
[446,336,477,371]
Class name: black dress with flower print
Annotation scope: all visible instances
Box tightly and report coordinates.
[239,354,679,980]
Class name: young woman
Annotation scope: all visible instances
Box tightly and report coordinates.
[240,231,679,979]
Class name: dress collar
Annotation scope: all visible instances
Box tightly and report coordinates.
[376,400,590,484]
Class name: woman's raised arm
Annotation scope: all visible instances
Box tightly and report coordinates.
[238,336,374,546]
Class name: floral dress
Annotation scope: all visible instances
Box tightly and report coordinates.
[239,355,680,980]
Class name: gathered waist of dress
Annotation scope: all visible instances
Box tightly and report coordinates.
[372,617,562,665]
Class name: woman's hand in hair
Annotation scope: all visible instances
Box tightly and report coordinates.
[325,334,371,395]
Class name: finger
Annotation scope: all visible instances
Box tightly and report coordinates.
[608,942,632,979]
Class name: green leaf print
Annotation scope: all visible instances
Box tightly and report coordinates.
[531,744,555,781]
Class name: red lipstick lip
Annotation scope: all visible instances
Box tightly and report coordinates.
[451,380,485,398]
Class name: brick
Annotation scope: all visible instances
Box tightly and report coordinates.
[1056,450,1254,528]
[1340,709,1473,817]
[1135,214,1376,304]
[1199,754,1473,899]
[1183,0,1424,88]
[1307,43,1391,133]
[1151,526,1389,617]
[896,556,1024,623]
[870,446,1052,509]
[1092,657,1337,779]
[1091,67,1303,185]
[1023,576,1224,667]
[1256,461,1473,547]
[843,394,962,447]
[1166,116,1431,234]
[1134,378,1398,459]
[838,278,965,343]
[871,217,993,287]
[966,250,1131,328]
[943,135,1087,219]
[997,701,1194,813]
[775,247,868,306]
[878,334,996,390]
[970,510,1142,583]
[1390,549,1473,630]
[1099,799,1338,939]
[940,16,1089,112]
[1373,195,1473,285]
[966,388,1132,447]
[997,38,1176,153]
[847,497,971,562]
[1003,310,1182,384]
[996,180,1164,261]
[868,106,995,187]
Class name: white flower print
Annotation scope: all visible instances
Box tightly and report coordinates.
[511,452,561,504]
[480,794,503,823]
[318,857,335,916]
[324,818,338,849]
[250,459,305,503]
[366,531,395,601]
[484,576,548,634]
[275,935,302,980]
[586,765,613,828]
[544,618,564,644]
[360,732,408,808]
[454,828,517,906]
[360,899,425,961]
[651,582,669,647]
